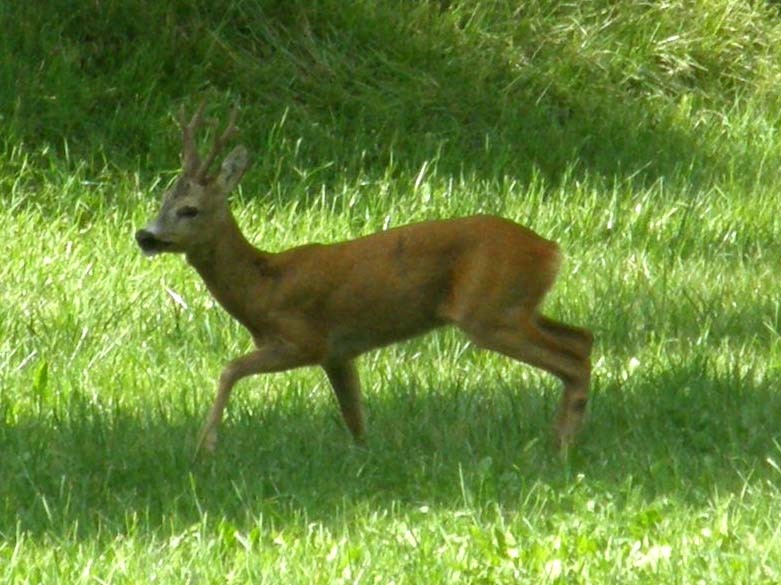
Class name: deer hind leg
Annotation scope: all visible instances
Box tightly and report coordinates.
[535,316,593,447]
[323,360,366,444]
[458,312,592,451]
[536,316,593,361]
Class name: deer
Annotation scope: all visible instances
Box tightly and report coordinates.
[134,102,593,457]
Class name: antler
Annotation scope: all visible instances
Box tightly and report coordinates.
[178,100,207,177]
[176,101,239,182]
[195,105,239,182]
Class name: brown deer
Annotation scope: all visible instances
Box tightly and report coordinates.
[135,103,593,456]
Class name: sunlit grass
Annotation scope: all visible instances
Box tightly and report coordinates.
[2,0,781,583]
[3,167,780,582]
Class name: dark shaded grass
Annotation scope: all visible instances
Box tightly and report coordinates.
[3,0,779,199]
[3,353,779,541]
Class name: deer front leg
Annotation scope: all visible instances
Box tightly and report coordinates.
[196,343,315,457]
[323,360,365,444]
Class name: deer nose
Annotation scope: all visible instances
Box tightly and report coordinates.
[135,229,158,252]
[135,228,152,246]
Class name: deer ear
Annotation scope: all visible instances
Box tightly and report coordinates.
[215,146,249,194]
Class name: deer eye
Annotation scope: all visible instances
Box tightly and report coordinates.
[176,206,199,219]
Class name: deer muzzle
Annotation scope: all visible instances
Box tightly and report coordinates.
[135,227,172,256]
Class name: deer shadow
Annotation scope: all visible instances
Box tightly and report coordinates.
[2,356,779,540]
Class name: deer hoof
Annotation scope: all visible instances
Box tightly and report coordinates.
[195,428,218,458]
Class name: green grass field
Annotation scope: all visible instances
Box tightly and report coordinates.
[2,1,781,582]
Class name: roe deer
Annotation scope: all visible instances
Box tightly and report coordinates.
[135,103,593,456]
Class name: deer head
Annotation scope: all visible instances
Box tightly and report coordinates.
[135,102,249,257]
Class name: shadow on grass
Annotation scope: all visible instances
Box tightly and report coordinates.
[2,356,779,539]
[3,0,749,199]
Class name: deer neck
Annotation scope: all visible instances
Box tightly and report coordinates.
[185,214,269,328]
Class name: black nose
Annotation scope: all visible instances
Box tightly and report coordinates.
[135,229,157,251]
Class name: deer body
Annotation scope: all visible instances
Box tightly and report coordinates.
[136,104,593,455]
[190,214,559,360]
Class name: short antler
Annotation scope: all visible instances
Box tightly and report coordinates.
[178,100,207,177]
[195,105,239,182]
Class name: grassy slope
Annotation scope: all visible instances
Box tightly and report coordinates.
[2,0,781,582]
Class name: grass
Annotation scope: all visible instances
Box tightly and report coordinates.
[2,0,781,582]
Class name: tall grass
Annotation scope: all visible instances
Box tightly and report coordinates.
[2,1,781,582]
